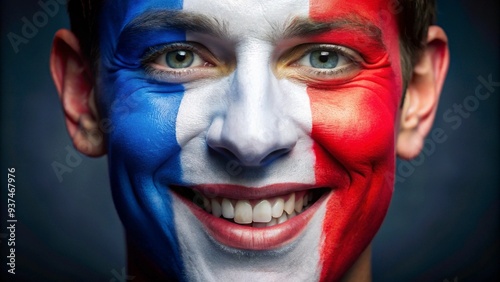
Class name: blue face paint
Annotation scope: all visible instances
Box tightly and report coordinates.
[98,0,185,278]
[95,0,356,280]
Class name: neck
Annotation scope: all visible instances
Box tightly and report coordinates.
[340,245,372,282]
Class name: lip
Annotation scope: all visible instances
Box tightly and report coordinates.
[172,184,331,250]
[189,183,322,200]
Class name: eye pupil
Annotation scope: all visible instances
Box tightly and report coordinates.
[318,51,330,63]
[166,50,194,68]
[176,51,187,61]
[310,50,339,69]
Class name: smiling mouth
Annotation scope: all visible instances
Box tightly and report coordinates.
[193,189,323,227]
[171,184,330,250]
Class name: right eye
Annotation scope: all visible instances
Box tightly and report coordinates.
[142,42,224,83]
[161,49,203,69]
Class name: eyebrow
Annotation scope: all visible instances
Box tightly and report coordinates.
[122,10,229,39]
[122,10,385,50]
[279,16,386,50]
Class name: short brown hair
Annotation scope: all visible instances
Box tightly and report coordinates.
[67,0,436,86]
[397,0,436,85]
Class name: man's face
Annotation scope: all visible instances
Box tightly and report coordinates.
[97,0,402,280]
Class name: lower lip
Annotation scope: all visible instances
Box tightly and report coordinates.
[174,189,329,250]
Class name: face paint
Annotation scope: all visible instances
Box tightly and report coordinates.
[98,0,186,278]
[308,1,403,280]
[97,0,402,280]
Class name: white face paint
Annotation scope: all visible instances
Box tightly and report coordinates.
[170,0,324,280]
[176,1,315,187]
[100,0,402,279]
[173,194,325,281]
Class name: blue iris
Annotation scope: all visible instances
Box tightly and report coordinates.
[166,50,194,68]
[310,50,339,69]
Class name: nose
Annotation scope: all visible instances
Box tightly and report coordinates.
[206,52,298,167]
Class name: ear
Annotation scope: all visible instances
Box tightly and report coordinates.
[397,26,449,159]
[50,29,106,157]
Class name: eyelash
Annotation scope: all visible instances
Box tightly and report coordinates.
[288,44,362,79]
[141,42,217,82]
[142,42,202,63]
[141,42,362,84]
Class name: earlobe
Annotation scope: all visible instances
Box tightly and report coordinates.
[397,26,449,160]
[397,89,423,159]
[50,29,106,157]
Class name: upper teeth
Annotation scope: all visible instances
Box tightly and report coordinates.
[195,192,314,228]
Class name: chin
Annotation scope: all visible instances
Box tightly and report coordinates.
[146,174,393,281]
[169,184,329,281]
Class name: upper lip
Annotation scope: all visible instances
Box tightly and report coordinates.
[186,183,323,199]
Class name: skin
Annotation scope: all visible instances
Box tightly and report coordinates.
[50,0,449,281]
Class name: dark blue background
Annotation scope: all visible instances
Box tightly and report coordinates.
[1,0,498,281]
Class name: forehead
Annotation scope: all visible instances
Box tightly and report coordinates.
[101,0,396,36]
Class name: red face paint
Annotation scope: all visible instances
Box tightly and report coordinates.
[308,0,403,280]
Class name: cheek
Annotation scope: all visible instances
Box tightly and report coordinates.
[312,93,394,157]
[308,69,401,281]
[99,70,185,172]
[113,99,181,163]
[98,70,187,277]
[309,70,400,183]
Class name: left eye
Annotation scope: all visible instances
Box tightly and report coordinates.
[297,48,351,69]
[280,44,362,83]
[308,50,339,68]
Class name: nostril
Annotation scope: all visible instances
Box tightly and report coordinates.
[206,116,298,167]
[260,148,291,166]
[213,147,239,161]
[210,146,291,167]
